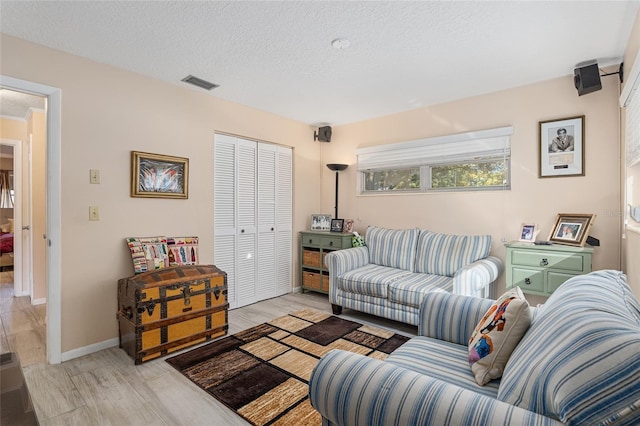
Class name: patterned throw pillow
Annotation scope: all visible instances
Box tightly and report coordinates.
[167,237,199,266]
[126,236,170,274]
[468,287,531,385]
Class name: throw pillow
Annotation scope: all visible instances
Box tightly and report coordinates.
[125,236,170,274]
[167,236,199,266]
[468,286,531,385]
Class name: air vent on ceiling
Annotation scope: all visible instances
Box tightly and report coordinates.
[181,75,219,90]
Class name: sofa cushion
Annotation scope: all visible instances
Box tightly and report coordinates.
[387,273,452,308]
[385,336,501,398]
[498,270,640,426]
[338,264,412,298]
[366,226,420,271]
[468,287,531,386]
[414,231,492,277]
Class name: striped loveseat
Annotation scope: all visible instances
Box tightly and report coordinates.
[309,270,640,425]
[325,226,502,325]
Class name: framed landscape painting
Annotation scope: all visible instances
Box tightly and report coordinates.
[131,151,189,199]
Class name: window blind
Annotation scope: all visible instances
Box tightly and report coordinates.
[621,54,640,167]
[356,126,513,171]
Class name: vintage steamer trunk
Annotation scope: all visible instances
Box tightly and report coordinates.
[118,264,228,364]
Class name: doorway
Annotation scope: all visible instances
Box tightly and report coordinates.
[0,76,62,364]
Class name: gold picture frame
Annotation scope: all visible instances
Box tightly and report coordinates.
[131,151,189,198]
[548,213,595,247]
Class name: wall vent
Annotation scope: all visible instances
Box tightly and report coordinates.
[181,75,219,90]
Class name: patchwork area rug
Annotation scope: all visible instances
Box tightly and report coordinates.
[166,308,411,426]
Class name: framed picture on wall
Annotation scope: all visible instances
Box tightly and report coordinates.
[538,115,585,178]
[548,213,595,247]
[131,151,189,198]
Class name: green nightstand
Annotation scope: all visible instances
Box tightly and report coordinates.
[505,241,593,296]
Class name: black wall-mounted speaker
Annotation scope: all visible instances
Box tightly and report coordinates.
[314,126,332,142]
[574,63,602,96]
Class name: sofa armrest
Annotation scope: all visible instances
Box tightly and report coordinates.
[325,247,370,303]
[418,292,494,345]
[309,350,562,426]
[453,256,503,298]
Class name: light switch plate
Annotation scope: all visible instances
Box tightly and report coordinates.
[90,169,100,184]
[630,205,640,222]
[89,206,99,221]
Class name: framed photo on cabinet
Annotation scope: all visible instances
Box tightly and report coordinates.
[311,214,331,231]
[548,213,595,247]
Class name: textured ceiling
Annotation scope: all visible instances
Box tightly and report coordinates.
[0,1,638,125]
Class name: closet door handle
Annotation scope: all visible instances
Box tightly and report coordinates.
[241,229,245,233]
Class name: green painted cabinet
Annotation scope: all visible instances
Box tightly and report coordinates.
[300,231,352,294]
[505,241,593,296]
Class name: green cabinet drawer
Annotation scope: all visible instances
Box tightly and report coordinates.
[511,250,585,272]
[547,272,577,293]
[512,268,545,292]
[323,236,349,249]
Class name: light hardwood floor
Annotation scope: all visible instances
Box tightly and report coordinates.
[1,273,418,425]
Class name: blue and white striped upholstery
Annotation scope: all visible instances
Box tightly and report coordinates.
[325,228,501,326]
[310,270,639,425]
[366,226,420,271]
[418,291,495,345]
[386,337,501,397]
[338,264,411,298]
[453,256,503,298]
[309,350,563,426]
[497,270,640,425]
[414,231,492,277]
[387,273,451,307]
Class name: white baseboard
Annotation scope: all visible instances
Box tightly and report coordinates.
[61,337,119,362]
[32,298,46,306]
[291,286,302,294]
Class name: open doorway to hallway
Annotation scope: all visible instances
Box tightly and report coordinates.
[0,88,47,366]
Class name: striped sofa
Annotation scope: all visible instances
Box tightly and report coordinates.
[309,270,640,425]
[325,226,503,326]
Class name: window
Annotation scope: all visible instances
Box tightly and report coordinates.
[357,127,512,193]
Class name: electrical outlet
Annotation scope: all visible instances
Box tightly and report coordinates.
[90,169,100,184]
[89,206,99,221]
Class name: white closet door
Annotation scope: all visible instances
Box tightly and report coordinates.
[276,146,293,296]
[213,134,238,308]
[257,143,277,299]
[236,138,258,307]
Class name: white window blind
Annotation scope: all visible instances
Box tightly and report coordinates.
[356,126,513,171]
[621,54,640,167]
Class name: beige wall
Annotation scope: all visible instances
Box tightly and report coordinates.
[622,10,640,297]
[1,34,323,354]
[325,67,622,304]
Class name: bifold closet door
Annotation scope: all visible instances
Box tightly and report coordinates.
[214,134,292,309]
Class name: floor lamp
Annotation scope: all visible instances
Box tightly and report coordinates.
[326,163,348,219]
